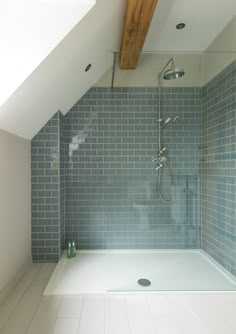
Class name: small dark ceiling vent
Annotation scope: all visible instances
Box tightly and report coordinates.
[85,64,92,72]
[176,23,186,30]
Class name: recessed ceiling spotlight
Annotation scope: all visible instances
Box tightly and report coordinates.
[85,64,92,72]
[176,23,186,30]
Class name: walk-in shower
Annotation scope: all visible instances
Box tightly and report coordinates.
[42,52,236,294]
[153,58,185,203]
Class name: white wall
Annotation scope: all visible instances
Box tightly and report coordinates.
[202,16,236,84]
[0,130,31,295]
[95,53,203,87]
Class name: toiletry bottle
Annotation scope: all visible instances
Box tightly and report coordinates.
[71,241,76,257]
[67,241,72,258]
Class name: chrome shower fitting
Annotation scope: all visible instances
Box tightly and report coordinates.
[156,57,184,204]
[164,118,171,125]
[151,156,162,170]
[160,116,180,127]
[152,146,166,170]
[159,147,167,164]
[173,116,179,122]
[158,58,185,81]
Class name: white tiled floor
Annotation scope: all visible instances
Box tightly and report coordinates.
[0,263,236,334]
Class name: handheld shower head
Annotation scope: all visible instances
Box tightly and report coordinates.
[164,118,171,124]
[161,116,180,127]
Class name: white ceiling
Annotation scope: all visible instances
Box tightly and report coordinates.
[144,0,236,51]
[0,0,95,107]
[0,0,236,139]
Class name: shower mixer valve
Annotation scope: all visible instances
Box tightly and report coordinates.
[152,148,167,170]
[152,156,162,170]
[159,149,167,162]
[156,163,163,171]
[160,147,166,153]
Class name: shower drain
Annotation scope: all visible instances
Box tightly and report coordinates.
[137,278,151,287]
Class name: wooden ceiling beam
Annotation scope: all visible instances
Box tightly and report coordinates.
[119,0,158,69]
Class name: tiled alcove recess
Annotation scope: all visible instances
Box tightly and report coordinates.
[31,112,65,262]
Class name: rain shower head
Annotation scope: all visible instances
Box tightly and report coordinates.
[163,66,185,80]
[158,58,185,81]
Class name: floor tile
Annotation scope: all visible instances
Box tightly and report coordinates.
[52,319,79,334]
[78,296,105,334]
[58,296,83,319]
[105,296,130,334]
[126,296,156,334]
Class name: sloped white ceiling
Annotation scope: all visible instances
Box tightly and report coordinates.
[0,0,126,139]
[1,0,236,139]
[0,0,95,107]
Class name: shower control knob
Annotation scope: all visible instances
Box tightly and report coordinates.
[156,164,163,171]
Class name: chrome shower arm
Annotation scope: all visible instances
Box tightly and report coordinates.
[158,57,174,80]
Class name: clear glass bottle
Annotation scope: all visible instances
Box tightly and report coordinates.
[71,241,76,257]
[67,241,72,258]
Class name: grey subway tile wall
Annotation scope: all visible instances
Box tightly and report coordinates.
[30,61,236,278]
[31,111,64,262]
[201,61,236,276]
[65,87,201,249]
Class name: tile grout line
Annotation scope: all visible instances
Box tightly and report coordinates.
[124,296,132,334]
[49,295,63,334]
[145,295,159,334]
[76,295,84,333]
[104,295,106,334]
[24,294,47,334]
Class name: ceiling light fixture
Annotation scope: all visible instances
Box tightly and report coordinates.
[176,23,186,30]
[85,64,92,72]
